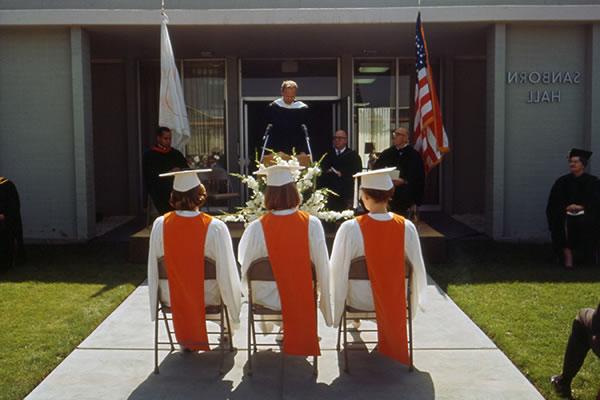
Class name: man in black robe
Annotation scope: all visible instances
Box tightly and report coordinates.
[263,80,309,156]
[142,127,189,215]
[373,128,425,216]
[0,176,25,270]
[546,149,600,268]
[318,130,363,211]
[551,302,600,398]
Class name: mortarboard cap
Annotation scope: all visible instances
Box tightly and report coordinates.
[569,148,592,161]
[254,164,304,187]
[159,169,211,192]
[352,167,397,208]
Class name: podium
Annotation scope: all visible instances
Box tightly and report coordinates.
[261,152,312,167]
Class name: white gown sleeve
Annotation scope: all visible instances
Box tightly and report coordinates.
[147,217,164,322]
[330,220,363,327]
[238,219,266,286]
[404,220,428,317]
[308,216,333,327]
[208,219,242,328]
[238,220,280,309]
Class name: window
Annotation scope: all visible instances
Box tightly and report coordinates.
[183,61,226,166]
[353,59,396,167]
[139,59,227,167]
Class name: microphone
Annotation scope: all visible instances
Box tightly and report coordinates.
[301,124,309,137]
[262,123,273,140]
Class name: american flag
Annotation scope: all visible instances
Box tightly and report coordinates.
[413,12,449,173]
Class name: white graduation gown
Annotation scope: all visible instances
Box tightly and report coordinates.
[330,212,428,328]
[237,209,334,327]
[147,211,242,328]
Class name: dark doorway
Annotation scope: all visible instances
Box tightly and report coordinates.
[244,100,338,172]
[92,61,130,218]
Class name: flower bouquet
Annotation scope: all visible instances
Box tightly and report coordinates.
[217,152,354,226]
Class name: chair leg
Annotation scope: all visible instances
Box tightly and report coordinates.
[336,319,342,352]
[162,309,175,352]
[313,355,318,377]
[224,306,234,352]
[154,315,159,374]
[280,348,285,399]
[251,314,258,353]
[247,303,253,376]
[343,310,349,373]
[219,307,225,375]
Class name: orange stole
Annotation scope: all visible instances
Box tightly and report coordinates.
[260,210,320,356]
[357,213,409,364]
[163,212,213,351]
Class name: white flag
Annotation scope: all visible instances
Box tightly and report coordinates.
[159,14,190,151]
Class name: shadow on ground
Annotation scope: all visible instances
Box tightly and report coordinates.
[429,239,600,292]
[128,349,435,400]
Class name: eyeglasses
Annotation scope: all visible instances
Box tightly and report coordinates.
[333,136,347,140]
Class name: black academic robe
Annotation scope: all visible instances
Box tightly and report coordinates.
[546,172,600,254]
[318,148,363,211]
[373,145,425,214]
[265,99,309,155]
[0,177,24,269]
[142,148,189,214]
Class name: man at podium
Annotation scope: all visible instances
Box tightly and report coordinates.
[264,80,310,156]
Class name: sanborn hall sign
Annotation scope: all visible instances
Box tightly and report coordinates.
[506,71,581,104]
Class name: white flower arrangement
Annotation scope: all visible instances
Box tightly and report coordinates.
[217,153,354,226]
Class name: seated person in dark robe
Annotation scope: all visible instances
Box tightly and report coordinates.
[0,176,25,269]
[318,130,363,211]
[551,302,600,399]
[264,80,309,156]
[373,128,425,216]
[546,149,600,268]
[142,127,189,215]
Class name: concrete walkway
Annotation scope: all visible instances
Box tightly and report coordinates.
[26,278,544,400]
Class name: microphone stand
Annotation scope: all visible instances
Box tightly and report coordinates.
[260,124,272,162]
[301,124,313,163]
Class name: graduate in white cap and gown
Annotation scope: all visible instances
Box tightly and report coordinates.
[330,167,428,365]
[147,169,242,351]
[238,164,333,356]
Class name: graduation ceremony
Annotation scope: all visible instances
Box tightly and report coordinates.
[1,1,600,399]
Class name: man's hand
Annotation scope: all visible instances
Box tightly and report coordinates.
[328,167,342,178]
[566,204,585,213]
[0,214,4,221]
[392,178,406,187]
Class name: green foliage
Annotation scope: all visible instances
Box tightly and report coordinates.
[0,243,145,400]
[429,240,600,400]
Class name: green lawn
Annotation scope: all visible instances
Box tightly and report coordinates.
[428,240,600,400]
[0,242,145,400]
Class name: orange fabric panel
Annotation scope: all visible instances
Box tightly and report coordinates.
[260,210,320,356]
[357,213,409,364]
[163,212,213,351]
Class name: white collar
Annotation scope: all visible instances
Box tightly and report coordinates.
[175,210,201,217]
[270,208,298,216]
[367,212,393,221]
[274,98,308,109]
[336,147,347,154]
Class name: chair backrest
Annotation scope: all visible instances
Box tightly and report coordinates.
[348,256,412,280]
[158,256,217,280]
[205,167,230,194]
[247,257,316,282]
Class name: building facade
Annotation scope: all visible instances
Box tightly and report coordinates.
[0,1,599,241]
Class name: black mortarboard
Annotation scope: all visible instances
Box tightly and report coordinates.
[569,148,593,161]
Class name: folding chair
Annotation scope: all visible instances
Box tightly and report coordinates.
[154,257,234,374]
[336,256,414,373]
[246,257,319,377]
